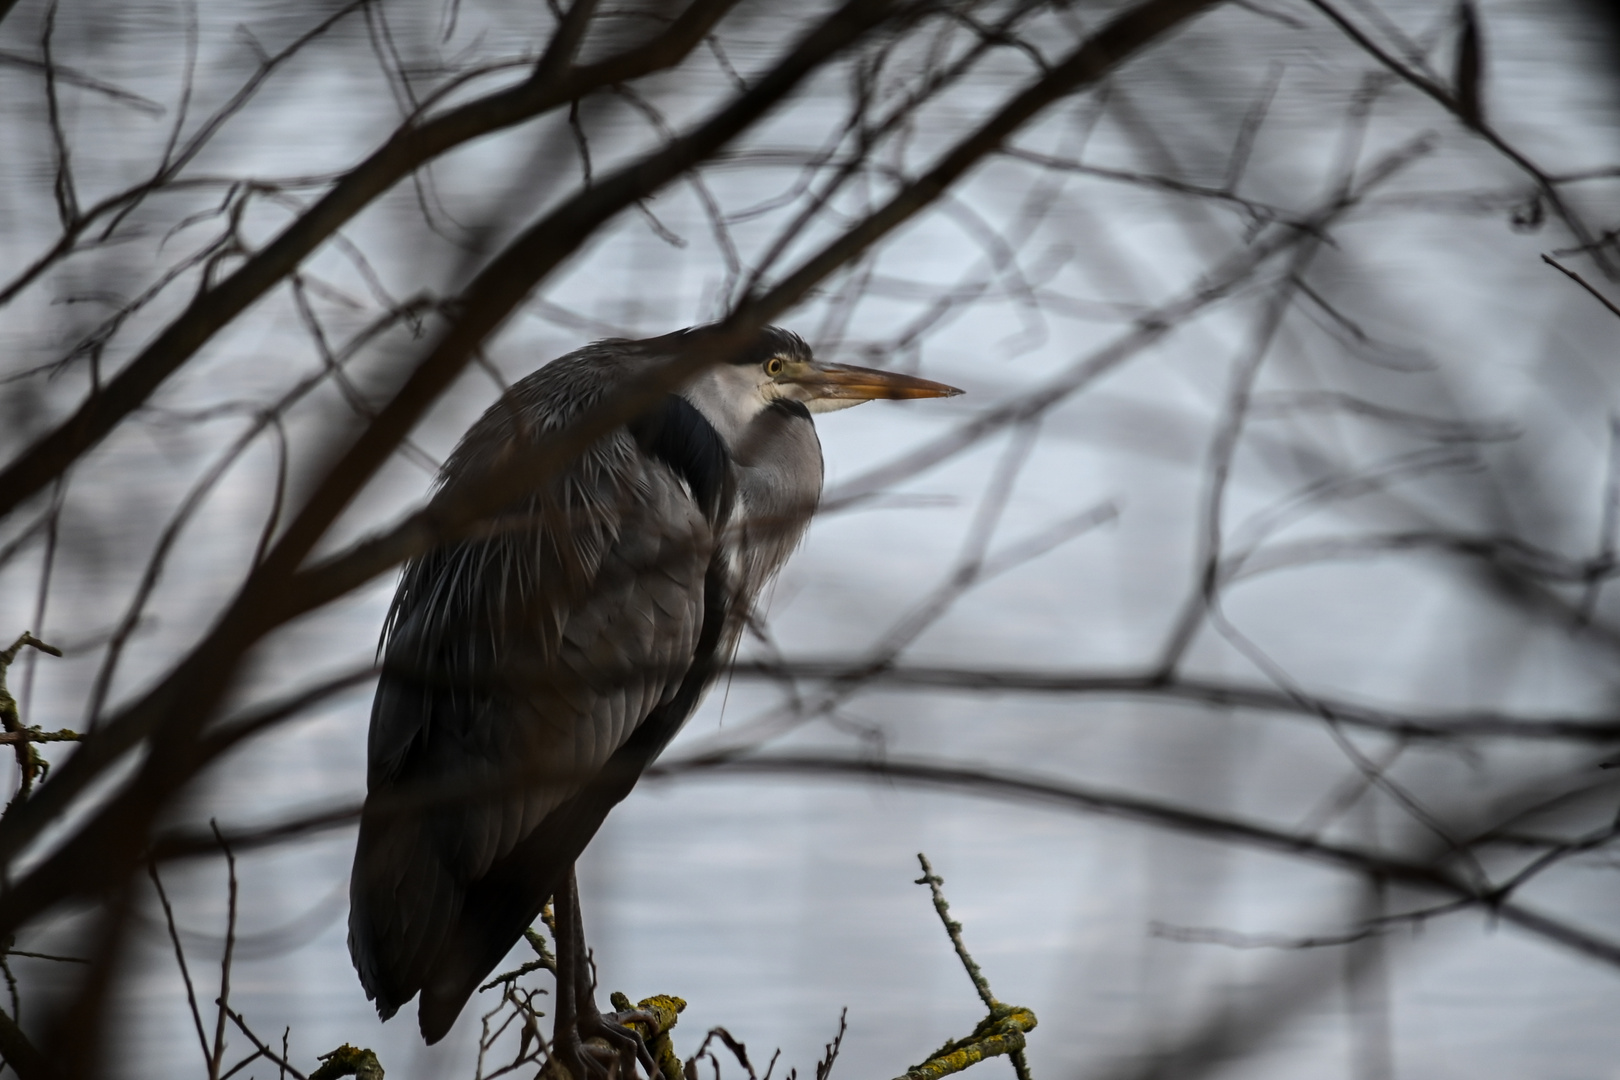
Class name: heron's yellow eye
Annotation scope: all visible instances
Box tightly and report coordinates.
[765,356,785,377]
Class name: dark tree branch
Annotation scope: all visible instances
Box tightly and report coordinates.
[646,754,1620,969]
[722,660,1620,741]
[0,0,744,518]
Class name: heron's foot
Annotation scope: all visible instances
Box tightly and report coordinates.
[553,1017,618,1080]
[581,1006,662,1080]
[553,1001,662,1080]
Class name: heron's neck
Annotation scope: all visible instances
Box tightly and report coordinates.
[678,365,770,447]
[722,398,823,619]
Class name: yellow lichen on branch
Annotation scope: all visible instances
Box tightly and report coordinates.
[609,991,687,1080]
[0,729,79,746]
[901,854,1038,1080]
[0,632,72,810]
[310,1043,384,1080]
[534,992,687,1080]
[896,1005,1038,1080]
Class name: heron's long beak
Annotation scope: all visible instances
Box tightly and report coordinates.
[790,362,963,403]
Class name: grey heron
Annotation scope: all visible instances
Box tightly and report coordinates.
[347,325,960,1071]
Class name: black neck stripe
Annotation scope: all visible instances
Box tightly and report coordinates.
[628,395,730,522]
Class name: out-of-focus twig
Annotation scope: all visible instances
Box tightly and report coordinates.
[0,1004,60,1080]
[0,0,1228,954]
[655,757,1620,974]
[1306,0,1611,274]
[0,0,745,515]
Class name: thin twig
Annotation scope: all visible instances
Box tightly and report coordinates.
[1542,253,1620,320]
[209,821,239,1080]
[224,1008,309,1080]
[908,855,1034,1080]
[149,862,213,1069]
[913,854,996,1013]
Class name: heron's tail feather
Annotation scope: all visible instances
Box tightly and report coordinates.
[348,800,467,1031]
[416,841,574,1043]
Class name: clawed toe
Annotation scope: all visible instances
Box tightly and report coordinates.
[583,1010,662,1080]
[552,1011,659,1080]
[555,1022,618,1080]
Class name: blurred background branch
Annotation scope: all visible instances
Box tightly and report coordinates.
[0,0,1618,1076]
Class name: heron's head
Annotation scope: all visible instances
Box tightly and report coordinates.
[679,326,962,438]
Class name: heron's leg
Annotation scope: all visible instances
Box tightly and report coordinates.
[552,868,614,1080]
[555,867,662,1080]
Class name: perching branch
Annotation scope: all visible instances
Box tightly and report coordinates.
[899,855,1036,1080]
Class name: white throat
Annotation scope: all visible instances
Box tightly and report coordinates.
[678,364,773,445]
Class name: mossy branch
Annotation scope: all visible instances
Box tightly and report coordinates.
[0,633,70,814]
[611,991,687,1080]
[900,1007,1037,1080]
[898,854,1037,1080]
[310,1043,383,1080]
[0,730,78,746]
[0,635,60,670]
[914,852,996,1013]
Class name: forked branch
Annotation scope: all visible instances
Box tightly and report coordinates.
[899,854,1037,1080]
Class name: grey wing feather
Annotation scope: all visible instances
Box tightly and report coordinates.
[348,346,713,1022]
